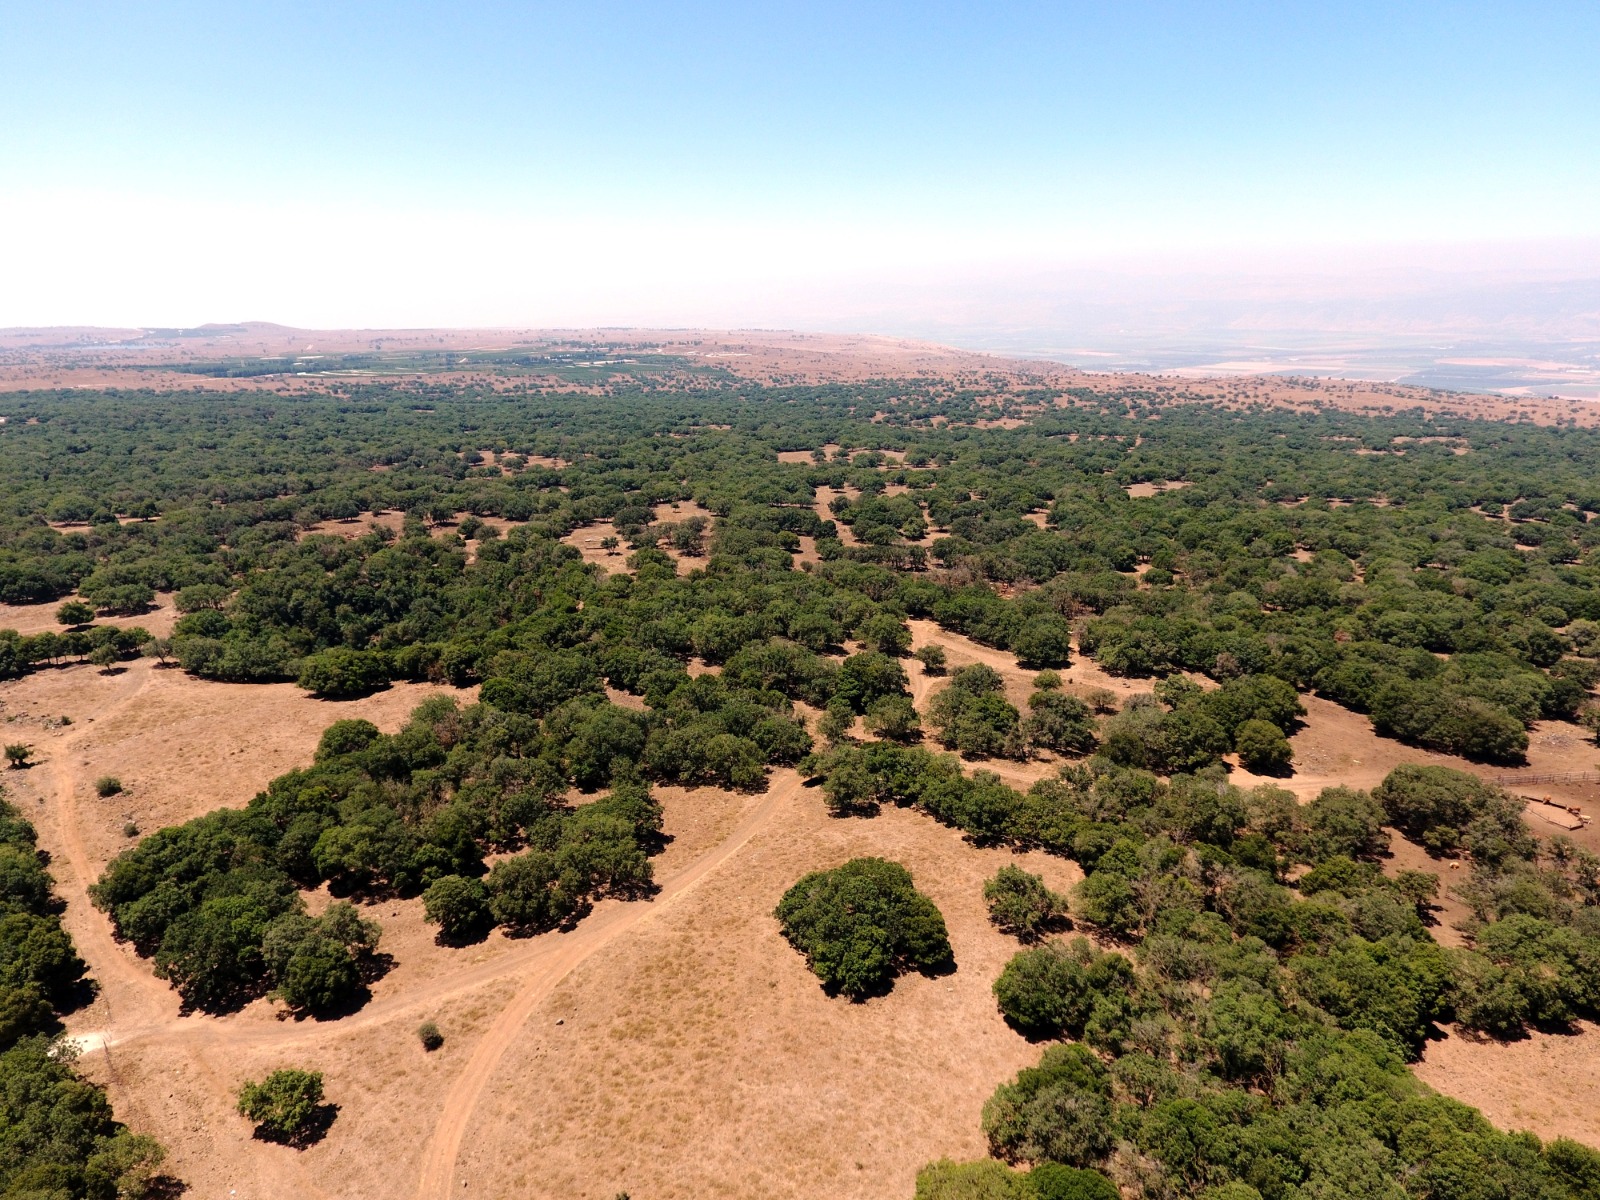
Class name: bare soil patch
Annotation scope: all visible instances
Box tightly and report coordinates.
[815,486,860,546]
[456,788,1078,1200]
[1413,1021,1600,1148]
[562,521,628,573]
[0,592,178,639]
[297,511,406,541]
[1125,480,1193,498]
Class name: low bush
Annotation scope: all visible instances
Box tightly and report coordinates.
[983,866,1069,941]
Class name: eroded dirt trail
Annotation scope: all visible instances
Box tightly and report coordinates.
[411,770,802,1199]
[42,668,182,1032]
[19,657,796,1199]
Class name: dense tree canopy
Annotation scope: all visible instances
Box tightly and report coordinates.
[8,371,1600,1195]
[775,857,953,997]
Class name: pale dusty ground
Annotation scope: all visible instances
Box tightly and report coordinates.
[561,521,628,573]
[0,592,178,639]
[297,511,406,541]
[560,500,715,578]
[459,792,1079,1200]
[815,485,862,547]
[1125,480,1194,498]
[1413,1021,1600,1147]
[299,511,526,564]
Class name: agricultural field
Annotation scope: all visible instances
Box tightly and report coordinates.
[3,336,1600,1200]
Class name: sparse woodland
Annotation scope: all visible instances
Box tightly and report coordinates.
[5,372,1600,1196]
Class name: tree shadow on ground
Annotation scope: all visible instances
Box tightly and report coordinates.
[251,1103,339,1149]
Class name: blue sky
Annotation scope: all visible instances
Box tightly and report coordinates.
[2,1,1596,327]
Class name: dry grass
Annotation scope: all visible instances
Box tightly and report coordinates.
[6,609,1600,1198]
[0,593,178,639]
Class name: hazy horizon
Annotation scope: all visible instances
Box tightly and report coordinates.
[3,1,1596,393]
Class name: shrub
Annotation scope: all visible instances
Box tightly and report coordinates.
[314,719,382,761]
[774,857,952,997]
[858,612,912,656]
[864,695,922,742]
[94,776,124,798]
[1301,787,1388,861]
[4,745,32,769]
[1029,1164,1121,1200]
[262,903,379,1015]
[1013,617,1074,667]
[914,1159,1034,1199]
[1100,706,1227,775]
[1024,692,1098,756]
[984,866,1069,941]
[237,1069,327,1144]
[1083,688,1118,714]
[486,852,578,930]
[1370,681,1528,762]
[1033,670,1062,691]
[1373,765,1507,855]
[931,669,1025,760]
[417,1021,444,1051]
[122,821,139,838]
[992,938,1133,1039]
[1233,719,1292,774]
[914,645,948,675]
[835,651,911,713]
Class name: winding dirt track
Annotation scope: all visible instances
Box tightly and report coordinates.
[412,770,801,1199]
[42,665,797,1199]
[47,668,180,1029]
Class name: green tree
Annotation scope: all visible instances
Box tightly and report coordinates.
[864,695,922,742]
[1234,719,1292,774]
[1301,786,1388,861]
[236,1069,327,1144]
[858,612,913,656]
[422,875,491,941]
[1373,765,1509,855]
[984,865,1069,941]
[774,857,952,997]
[486,852,575,931]
[1024,692,1098,756]
[1029,1164,1121,1200]
[982,1044,1113,1167]
[55,600,94,628]
[992,938,1129,1039]
[296,648,390,698]
[914,1159,1034,1199]
[1012,616,1074,667]
[835,651,911,713]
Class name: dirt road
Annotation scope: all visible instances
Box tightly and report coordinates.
[412,769,803,1199]
[38,661,796,1198]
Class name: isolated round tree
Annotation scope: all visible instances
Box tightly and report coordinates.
[236,1069,325,1142]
